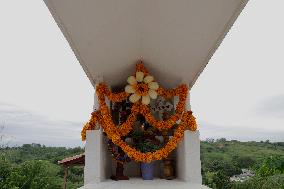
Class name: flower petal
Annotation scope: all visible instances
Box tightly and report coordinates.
[129,93,141,103]
[148,82,159,90]
[142,95,150,105]
[143,75,154,83]
[149,89,158,99]
[125,85,136,94]
[136,72,144,82]
[127,76,137,85]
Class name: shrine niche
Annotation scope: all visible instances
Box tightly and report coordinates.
[44,0,249,188]
[81,63,197,180]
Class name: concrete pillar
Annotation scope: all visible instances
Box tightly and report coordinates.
[84,85,111,184]
[93,91,99,112]
[176,89,202,183]
[177,130,202,183]
[84,130,103,184]
[186,91,191,111]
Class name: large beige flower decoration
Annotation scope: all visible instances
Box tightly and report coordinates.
[125,72,159,105]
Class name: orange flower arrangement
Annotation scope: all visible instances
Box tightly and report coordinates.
[96,83,129,102]
[80,63,198,162]
[97,92,139,136]
[81,109,197,162]
[81,111,101,141]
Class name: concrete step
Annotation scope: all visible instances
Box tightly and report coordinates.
[79,178,210,189]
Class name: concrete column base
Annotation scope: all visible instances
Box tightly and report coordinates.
[84,130,111,184]
[177,130,202,183]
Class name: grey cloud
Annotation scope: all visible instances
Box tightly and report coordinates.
[199,120,284,142]
[254,95,284,118]
[0,102,84,147]
[1,102,283,147]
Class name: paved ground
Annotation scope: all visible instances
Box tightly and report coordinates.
[79,178,210,189]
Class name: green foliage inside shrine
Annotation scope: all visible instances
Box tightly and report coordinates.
[0,140,283,189]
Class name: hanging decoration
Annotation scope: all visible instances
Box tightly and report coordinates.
[81,63,198,162]
[125,70,159,105]
[152,96,174,113]
[151,96,174,120]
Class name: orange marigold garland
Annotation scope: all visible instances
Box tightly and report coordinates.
[98,92,139,136]
[81,110,197,162]
[97,83,129,102]
[81,111,101,141]
[81,63,198,162]
[95,83,188,131]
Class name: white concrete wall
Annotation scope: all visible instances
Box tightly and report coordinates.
[84,130,112,184]
[177,130,202,183]
[84,90,112,184]
[102,134,113,179]
[84,130,102,184]
[84,129,203,185]
[176,90,202,183]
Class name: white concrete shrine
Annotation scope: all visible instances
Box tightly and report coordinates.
[43,0,249,188]
[82,89,205,188]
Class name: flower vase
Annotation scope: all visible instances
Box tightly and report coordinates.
[141,161,155,180]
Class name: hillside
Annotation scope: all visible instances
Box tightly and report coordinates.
[0,140,283,189]
[200,139,284,189]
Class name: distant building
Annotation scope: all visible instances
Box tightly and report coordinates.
[230,169,255,182]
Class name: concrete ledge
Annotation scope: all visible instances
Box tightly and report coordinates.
[78,178,210,189]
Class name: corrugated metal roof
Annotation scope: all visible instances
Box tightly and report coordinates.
[58,153,85,166]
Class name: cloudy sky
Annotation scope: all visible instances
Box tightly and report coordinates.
[0,1,283,147]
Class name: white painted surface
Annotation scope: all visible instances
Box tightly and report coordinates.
[84,130,112,184]
[92,90,100,130]
[44,0,248,89]
[84,130,103,184]
[176,88,201,183]
[186,91,191,111]
[84,130,203,185]
[84,87,113,184]
[93,90,99,112]
[79,178,210,189]
[177,130,202,183]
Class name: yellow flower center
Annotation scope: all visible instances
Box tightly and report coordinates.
[135,83,149,96]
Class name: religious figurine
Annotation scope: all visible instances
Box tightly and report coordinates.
[110,144,131,181]
[109,99,132,180]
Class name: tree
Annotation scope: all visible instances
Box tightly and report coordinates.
[205,159,242,177]
[232,156,284,189]
[233,155,255,168]
[256,156,284,177]
[0,124,7,148]
[0,155,12,188]
[213,171,232,189]
[216,138,227,143]
[206,138,215,143]
[262,174,284,189]
[204,171,232,189]
[5,160,62,189]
